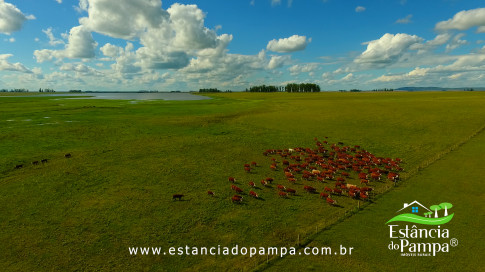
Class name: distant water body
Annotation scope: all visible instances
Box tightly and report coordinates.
[5,92,211,101]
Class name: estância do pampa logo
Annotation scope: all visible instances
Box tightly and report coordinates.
[386,200,458,257]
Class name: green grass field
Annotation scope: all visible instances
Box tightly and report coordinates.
[1,91,484,271]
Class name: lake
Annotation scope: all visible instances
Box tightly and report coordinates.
[1,92,211,101]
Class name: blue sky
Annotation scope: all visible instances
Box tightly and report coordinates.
[1,0,485,91]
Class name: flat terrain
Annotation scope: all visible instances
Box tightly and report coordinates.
[1,91,484,271]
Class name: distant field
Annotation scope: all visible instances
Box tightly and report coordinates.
[1,91,484,271]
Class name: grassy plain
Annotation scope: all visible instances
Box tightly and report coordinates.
[0,91,484,271]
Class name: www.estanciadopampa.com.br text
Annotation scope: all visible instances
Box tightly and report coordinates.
[129,245,354,258]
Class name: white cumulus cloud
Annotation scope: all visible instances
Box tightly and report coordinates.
[79,0,167,40]
[0,54,32,73]
[355,6,365,13]
[436,8,485,33]
[34,25,97,62]
[267,35,311,53]
[42,27,64,46]
[396,14,412,24]
[355,33,423,67]
[0,0,35,34]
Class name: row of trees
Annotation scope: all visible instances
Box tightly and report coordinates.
[39,88,55,92]
[199,88,221,93]
[199,88,232,93]
[1,88,29,92]
[244,83,321,93]
[372,88,394,92]
[200,85,398,93]
[245,85,281,92]
[285,83,321,92]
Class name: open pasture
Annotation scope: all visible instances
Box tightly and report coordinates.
[1,91,485,271]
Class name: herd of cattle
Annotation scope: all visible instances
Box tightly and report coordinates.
[13,153,72,170]
[209,137,404,206]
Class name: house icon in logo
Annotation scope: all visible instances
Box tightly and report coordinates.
[386,200,454,225]
[396,200,431,214]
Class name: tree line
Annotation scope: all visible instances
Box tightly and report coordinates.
[39,88,55,93]
[284,83,321,92]
[199,88,232,93]
[244,83,321,93]
[1,88,29,92]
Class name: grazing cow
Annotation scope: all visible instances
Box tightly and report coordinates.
[388,172,399,181]
[228,177,236,183]
[326,197,336,205]
[265,177,274,183]
[249,190,259,198]
[172,194,184,201]
[41,159,48,164]
[244,167,251,173]
[248,181,256,187]
[311,169,321,175]
[287,178,296,183]
[320,192,329,199]
[284,172,294,178]
[232,195,243,203]
[207,191,215,197]
[333,188,342,195]
[231,185,243,193]
[32,161,39,166]
[286,188,296,195]
[370,172,381,181]
[360,192,368,200]
[341,172,350,177]
[15,164,23,169]
[336,177,345,182]
[360,179,369,184]
[65,153,72,158]
[251,161,258,167]
[303,185,316,193]
[277,184,286,191]
[324,187,332,193]
[358,172,368,179]
[348,190,358,199]
[278,191,288,198]
[270,164,277,171]
[261,180,269,187]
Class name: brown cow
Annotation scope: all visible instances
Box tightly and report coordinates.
[278,191,288,198]
[303,185,316,193]
[249,190,259,198]
[232,195,243,203]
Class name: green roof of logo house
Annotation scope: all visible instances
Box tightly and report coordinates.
[386,200,454,225]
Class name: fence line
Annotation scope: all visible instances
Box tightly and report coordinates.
[248,122,485,272]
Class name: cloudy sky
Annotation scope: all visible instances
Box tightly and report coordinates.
[1,0,485,91]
